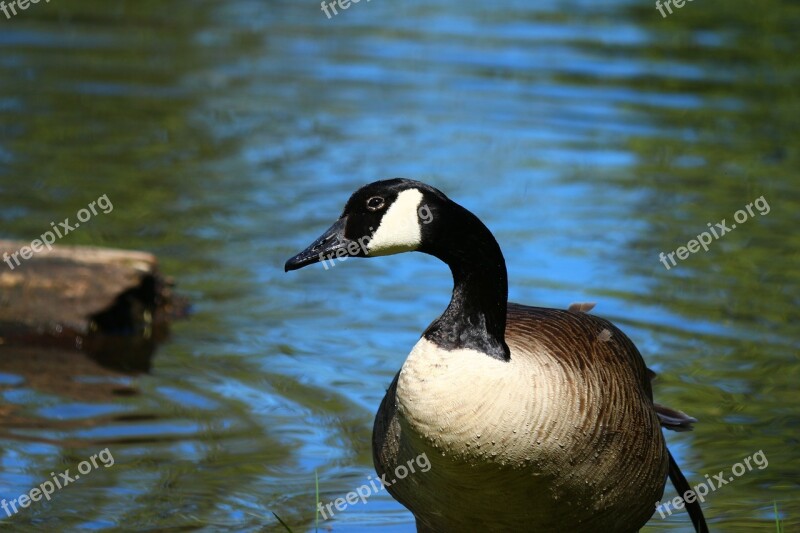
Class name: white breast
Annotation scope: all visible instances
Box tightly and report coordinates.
[388,336,667,531]
[396,337,573,467]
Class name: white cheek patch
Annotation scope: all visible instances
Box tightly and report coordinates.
[367,188,424,256]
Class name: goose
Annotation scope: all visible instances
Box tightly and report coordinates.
[284,179,707,533]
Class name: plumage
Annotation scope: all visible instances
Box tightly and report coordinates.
[285,179,707,533]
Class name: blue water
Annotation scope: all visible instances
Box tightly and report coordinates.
[0,0,798,531]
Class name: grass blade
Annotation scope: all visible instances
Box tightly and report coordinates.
[272,512,294,533]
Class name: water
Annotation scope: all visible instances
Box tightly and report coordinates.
[1,0,798,531]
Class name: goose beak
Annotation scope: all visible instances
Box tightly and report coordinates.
[284,217,356,272]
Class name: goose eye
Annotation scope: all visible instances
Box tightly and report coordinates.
[367,196,385,211]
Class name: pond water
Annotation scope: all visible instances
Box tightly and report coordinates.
[0,0,798,531]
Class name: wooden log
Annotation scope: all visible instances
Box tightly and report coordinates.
[0,240,185,372]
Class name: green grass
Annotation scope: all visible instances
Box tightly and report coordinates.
[774,501,784,533]
[272,512,294,533]
[271,470,320,533]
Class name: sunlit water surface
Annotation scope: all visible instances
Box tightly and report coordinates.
[0,0,798,531]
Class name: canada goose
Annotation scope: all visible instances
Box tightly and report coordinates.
[284,179,707,533]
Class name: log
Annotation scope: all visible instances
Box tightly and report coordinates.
[0,240,185,372]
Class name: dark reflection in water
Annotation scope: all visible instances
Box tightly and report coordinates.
[0,0,797,531]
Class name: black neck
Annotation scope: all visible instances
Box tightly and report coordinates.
[421,202,510,361]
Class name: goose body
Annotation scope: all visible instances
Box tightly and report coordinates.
[285,179,706,532]
[376,308,666,532]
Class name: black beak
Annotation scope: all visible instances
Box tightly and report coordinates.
[284,217,357,272]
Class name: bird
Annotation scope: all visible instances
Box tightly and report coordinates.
[284,178,707,533]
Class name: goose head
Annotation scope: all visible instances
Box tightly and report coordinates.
[285,178,510,360]
[284,178,445,271]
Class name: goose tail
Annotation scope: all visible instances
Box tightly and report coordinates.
[655,403,698,432]
[667,449,709,533]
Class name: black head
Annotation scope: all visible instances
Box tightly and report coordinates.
[284,179,448,272]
